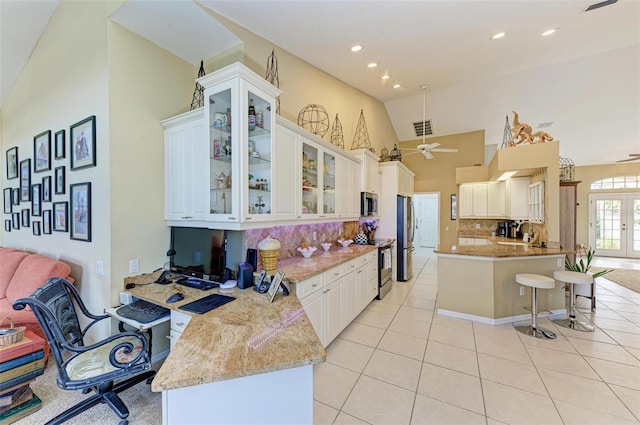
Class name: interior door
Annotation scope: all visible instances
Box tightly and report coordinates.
[415,194,439,248]
[589,193,640,258]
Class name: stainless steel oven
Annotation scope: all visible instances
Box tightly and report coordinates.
[376,239,394,300]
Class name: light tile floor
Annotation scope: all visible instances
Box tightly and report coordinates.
[313,248,640,424]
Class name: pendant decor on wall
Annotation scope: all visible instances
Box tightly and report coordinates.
[330,114,344,150]
[190,60,206,111]
[297,104,330,138]
[501,115,512,148]
[351,109,374,152]
[265,49,281,115]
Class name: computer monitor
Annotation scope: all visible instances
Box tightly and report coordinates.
[169,227,226,282]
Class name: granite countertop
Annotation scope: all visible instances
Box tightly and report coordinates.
[435,243,571,257]
[123,244,376,392]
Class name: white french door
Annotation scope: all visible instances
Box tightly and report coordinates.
[589,193,640,258]
[414,193,439,248]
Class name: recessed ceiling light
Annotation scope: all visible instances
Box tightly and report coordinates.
[393,84,401,89]
[491,32,506,40]
[381,75,390,80]
[541,28,557,36]
[367,62,378,68]
[350,45,363,52]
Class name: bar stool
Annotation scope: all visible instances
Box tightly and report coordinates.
[514,274,557,339]
[552,270,594,332]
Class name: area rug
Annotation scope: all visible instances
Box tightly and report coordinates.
[591,267,640,294]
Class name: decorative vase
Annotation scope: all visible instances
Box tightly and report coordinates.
[354,232,368,245]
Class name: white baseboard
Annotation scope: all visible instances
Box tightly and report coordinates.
[437,309,566,326]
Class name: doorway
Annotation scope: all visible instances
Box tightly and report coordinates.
[589,193,640,258]
[414,193,439,248]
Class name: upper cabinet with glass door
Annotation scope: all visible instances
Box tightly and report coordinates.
[198,63,281,226]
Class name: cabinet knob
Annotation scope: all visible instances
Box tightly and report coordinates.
[228,217,236,220]
[311,283,318,288]
[246,217,252,220]
[181,216,193,219]
[176,322,185,327]
[323,289,330,293]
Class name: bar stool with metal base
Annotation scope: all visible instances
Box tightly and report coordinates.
[514,274,557,339]
[552,270,594,332]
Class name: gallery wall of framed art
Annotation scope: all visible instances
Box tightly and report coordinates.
[2,115,97,242]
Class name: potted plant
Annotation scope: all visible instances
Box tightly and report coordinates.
[564,248,613,278]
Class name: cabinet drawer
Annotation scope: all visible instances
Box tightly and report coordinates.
[297,274,325,299]
[341,258,361,275]
[324,266,344,284]
[171,310,192,333]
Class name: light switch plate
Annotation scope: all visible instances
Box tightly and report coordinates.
[96,260,104,276]
[129,259,139,273]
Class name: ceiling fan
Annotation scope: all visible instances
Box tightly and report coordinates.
[402,85,458,160]
[616,154,640,163]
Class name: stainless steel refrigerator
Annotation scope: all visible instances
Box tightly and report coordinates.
[397,195,414,281]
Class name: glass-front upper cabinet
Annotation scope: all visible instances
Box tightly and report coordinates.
[302,141,319,216]
[199,63,281,224]
[322,152,336,216]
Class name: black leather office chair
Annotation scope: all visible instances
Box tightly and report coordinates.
[13,277,155,425]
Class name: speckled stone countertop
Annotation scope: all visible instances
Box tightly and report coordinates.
[435,243,571,258]
[123,244,376,392]
[276,244,378,284]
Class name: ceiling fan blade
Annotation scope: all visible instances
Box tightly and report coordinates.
[431,148,458,153]
[616,153,640,163]
[423,150,434,160]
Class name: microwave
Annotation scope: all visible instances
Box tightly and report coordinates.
[361,192,378,217]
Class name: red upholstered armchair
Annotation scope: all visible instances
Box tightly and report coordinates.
[0,247,73,358]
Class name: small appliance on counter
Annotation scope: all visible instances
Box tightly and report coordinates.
[496,221,508,237]
[508,222,523,239]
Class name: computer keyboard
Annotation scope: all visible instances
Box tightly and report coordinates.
[116,299,170,324]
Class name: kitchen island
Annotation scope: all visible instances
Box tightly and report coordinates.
[435,242,572,324]
[125,244,377,424]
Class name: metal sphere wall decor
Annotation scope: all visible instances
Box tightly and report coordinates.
[330,114,345,149]
[351,109,374,152]
[265,49,281,115]
[190,60,206,111]
[297,104,330,137]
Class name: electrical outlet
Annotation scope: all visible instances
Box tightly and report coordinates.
[129,259,139,274]
[96,260,104,276]
[445,226,449,231]
[520,286,525,296]
[475,223,481,229]
[557,258,562,267]
[339,228,342,236]
[313,231,317,241]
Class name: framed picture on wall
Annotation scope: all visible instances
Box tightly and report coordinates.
[451,194,457,220]
[34,130,51,173]
[54,166,66,195]
[70,182,91,242]
[3,188,11,214]
[21,209,30,227]
[11,212,20,230]
[42,176,52,202]
[53,202,68,232]
[31,184,42,217]
[55,130,66,159]
[19,159,31,201]
[6,147,18,180]
[70,116,96,170]
[43,210,52,235]
[11,188,19,206]
[32,221,41,236]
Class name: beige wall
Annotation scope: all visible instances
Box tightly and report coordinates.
[199,8,399,153]
[400,130,486,246]
[574,163,640,247]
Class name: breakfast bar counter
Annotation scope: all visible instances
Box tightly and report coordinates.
[435,243,572,324]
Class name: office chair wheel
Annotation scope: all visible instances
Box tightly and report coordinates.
[146,376,154,385]
[119,420,128,425]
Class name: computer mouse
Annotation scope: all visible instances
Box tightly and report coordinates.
[166,292,184,303]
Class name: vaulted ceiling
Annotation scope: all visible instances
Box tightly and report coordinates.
[1,0,638,166]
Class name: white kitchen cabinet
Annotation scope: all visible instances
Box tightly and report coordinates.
[298,251,377,347]
[506,177,530,220]
[274,124,300,220]
[351,148,380,194]
[528,181,545,223]
[168,310,192,350]
[377,161,415,239]
[459,183,488,218]
[201,63,281,224]
[162,109,208,222]
[336,156,361,219]
[458,184,474,218]
[459,237,490,246]
[487,182,506,218]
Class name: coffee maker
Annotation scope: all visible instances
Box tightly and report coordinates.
[496,221,508,237]
[507,222,523,239]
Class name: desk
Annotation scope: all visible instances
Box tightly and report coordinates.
[123,271,325,425]
[103,306,170,358]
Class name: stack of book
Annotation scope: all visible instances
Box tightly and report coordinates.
[0,330,46,425]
